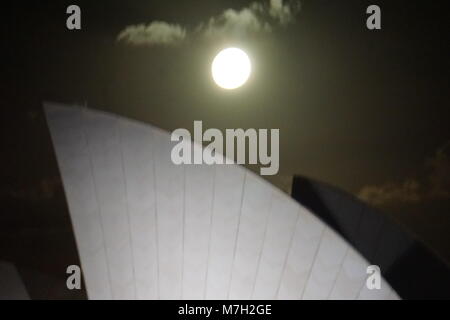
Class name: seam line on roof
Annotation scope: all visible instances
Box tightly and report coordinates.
[116,118,137,299]
[355,266,368,299]
[151,128,160,300]
[250,191,274,299]
[203,165,217,299]
[227,170,247,300]
[181,164,186,299]
[299,225,326,300]
[275,207,301,299]
[327,246,350,300]
[79,107,114,299]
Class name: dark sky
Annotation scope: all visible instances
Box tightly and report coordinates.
[1,0,449,298]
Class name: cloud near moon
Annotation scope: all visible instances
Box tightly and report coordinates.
[358,141,450,206]
[117,0,301,46]
[117,21,187,46]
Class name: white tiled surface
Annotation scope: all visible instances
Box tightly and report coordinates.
[45,103,399,300]
[329,247,369,299]
[302,227,349,299]
[119,120,158,299]
[277,208,325,299]
[204,165,245,299]
[182,145,215,299]
[252,190,299,299]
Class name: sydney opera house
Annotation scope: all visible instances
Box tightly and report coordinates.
[2,102,449,300]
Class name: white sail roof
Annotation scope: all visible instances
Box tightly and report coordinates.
[44,102,399,300]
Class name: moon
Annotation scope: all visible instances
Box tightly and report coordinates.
[211,48,251,90]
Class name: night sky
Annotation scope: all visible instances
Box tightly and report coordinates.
[1,0,449,298]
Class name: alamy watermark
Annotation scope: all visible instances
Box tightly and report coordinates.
[366,265,381,290]
[170,121,279,175]
[66,5,81,30]
[66,265,81,290]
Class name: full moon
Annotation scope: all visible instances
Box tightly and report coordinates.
[211,47,251,90]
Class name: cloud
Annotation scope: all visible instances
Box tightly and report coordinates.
[269,0,300,25]
[117,0,301,46]
[117,21,187,46]
[197,5,272,39]
[358,179,422,206]
[358,141,450,206]
[196,0,299,39]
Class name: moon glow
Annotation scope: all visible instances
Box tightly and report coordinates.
[211,48,251,90]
